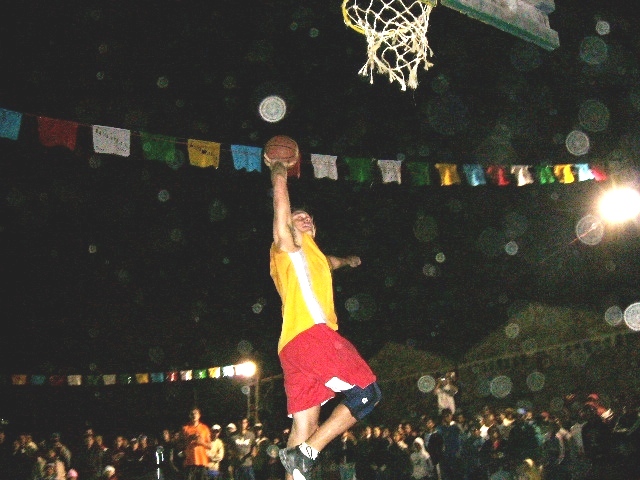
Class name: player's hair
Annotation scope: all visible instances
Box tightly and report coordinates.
[291,205,312,216]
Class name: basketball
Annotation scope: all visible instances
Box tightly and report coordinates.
[263,135,300,168]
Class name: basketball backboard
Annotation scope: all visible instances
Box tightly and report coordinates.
[440,0,560,51]
[341,0,559,89]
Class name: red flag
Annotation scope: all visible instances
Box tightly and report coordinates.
[38,116,79,151]
[486,165,511,186]
[49,375,66,386]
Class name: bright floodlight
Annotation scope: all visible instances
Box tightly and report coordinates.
[235,361,257,377]
[598,188,640,223]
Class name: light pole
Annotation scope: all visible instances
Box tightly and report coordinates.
[253,370,261,425]
[236,361,260,424]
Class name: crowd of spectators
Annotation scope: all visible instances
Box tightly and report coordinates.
[0,390,638,480]
[0,419,286,480]
[323,392,639,480]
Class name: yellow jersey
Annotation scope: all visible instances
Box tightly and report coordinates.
[270,233,338,352]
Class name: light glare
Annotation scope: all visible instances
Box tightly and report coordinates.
[599,188,640,223]
[235,361,257,377]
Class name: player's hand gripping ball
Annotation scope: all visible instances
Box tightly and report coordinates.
[263,135,300,169]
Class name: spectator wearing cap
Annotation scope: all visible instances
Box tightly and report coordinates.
[180,406,212,480]
[585,393,614,422]
[581,399,612,471]
[206,425,225,479]
[223,424,238,479]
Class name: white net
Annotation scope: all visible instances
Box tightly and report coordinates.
[342,0,436,90]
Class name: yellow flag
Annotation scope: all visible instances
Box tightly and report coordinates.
[435,163,461,186]
[188,139,221,168]
[554,164,575,183]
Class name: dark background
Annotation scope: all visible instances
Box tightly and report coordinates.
[1,0,640,435]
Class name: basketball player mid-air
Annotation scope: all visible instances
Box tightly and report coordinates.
[265,139,381,480]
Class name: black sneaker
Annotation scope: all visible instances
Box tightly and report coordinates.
[278,445,317,479]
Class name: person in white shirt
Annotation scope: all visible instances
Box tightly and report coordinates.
[433,371,458,415]
[410,437,435,479]
[206,425,225,479]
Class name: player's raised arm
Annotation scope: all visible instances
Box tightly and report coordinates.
[264,135,302,253]
[270,161,298,252]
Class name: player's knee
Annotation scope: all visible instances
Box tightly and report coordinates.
[342,382,382,420]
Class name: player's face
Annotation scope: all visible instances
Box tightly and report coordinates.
[292,210,316,237]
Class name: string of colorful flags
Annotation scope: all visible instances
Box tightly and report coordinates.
[1,106,609,186]
[4,331,636,388]
[3,362,257,388]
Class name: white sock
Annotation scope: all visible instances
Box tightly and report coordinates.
[299,442,319,460]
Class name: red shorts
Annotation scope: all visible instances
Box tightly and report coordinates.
[279,324,377,415]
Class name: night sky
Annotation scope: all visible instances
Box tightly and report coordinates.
[1,0,640,430]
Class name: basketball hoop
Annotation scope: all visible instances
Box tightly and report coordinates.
[342,0,437,90]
